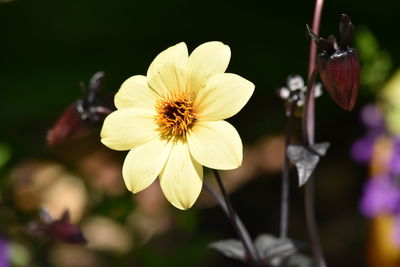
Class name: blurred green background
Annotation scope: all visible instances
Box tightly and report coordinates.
[0,0,398,266]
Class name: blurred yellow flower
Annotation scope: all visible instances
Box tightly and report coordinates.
[101,42,254,209]
[380,69,400,135]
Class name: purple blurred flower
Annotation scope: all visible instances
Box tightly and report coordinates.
[360,104,385,132]
[356,104,400,245]
[351,136,376,164]
[393,217,400,245]
[0,238,9,267]
[389,137,400,176]
[351,104,386,164]
[360,176,400,217]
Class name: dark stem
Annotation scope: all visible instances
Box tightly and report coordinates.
[280,102,297,239]
[33,240,51,267]
[207,170,261,266]
[204,183,252,246]
[308,0,324,81]
[305,175,326,267]
[302,69,318,141]
[92,106,113,116]
[302,0,327,267]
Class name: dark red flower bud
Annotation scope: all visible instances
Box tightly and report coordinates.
[47,71,114,146]
[28,209,87,244]
[49,211,87,244]
[308,14,360,111]
[317,48,360,111]
[46,102,91,146]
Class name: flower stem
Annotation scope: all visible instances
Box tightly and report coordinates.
[302,0,327,267]
[280,102,297,239]
[305,175,326,267]
[308,0,324,81]
[205,170,261,266]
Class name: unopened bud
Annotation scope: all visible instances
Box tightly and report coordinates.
[47,71,113,146]
[28,209,87,244]
[308,14,360,111]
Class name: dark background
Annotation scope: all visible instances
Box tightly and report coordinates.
[0,0,398,266]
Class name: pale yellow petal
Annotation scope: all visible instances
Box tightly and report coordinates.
[187,120,242,170]
[122,138,172,193]
[194,73,254,120]
[114,75,159,110]
[147,42,188,97]
[188,41,231,95]
[100,108,158,151]
[159,140,203,210]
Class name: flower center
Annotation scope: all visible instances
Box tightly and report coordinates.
[155,95,195,138]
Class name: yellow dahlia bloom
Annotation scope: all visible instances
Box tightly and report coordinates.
[100,42,254,210]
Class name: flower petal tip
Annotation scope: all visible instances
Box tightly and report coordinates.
[169,199,195,210]
[99,137,129,151]
[219,161,242,171]
[99,137,112,149]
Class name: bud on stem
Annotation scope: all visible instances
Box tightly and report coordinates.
[308,14,360,111]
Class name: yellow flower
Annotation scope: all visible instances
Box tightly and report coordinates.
[100,42,254,210]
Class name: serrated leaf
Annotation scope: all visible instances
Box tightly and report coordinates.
[287,143,330,187]
[209,239,245,261]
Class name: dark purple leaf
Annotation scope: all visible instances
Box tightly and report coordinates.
[282,254,313,267]
[209,239,245,261]
[287,143,330,186]
[255,234,297,266]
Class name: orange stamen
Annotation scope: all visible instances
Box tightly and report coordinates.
[155,94,196,139]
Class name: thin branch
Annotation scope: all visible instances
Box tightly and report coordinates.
[205,170,261,266]
[302,0,327,267]
[280,102,297,239]
[303,69,318,143]
[308,0,324,81]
